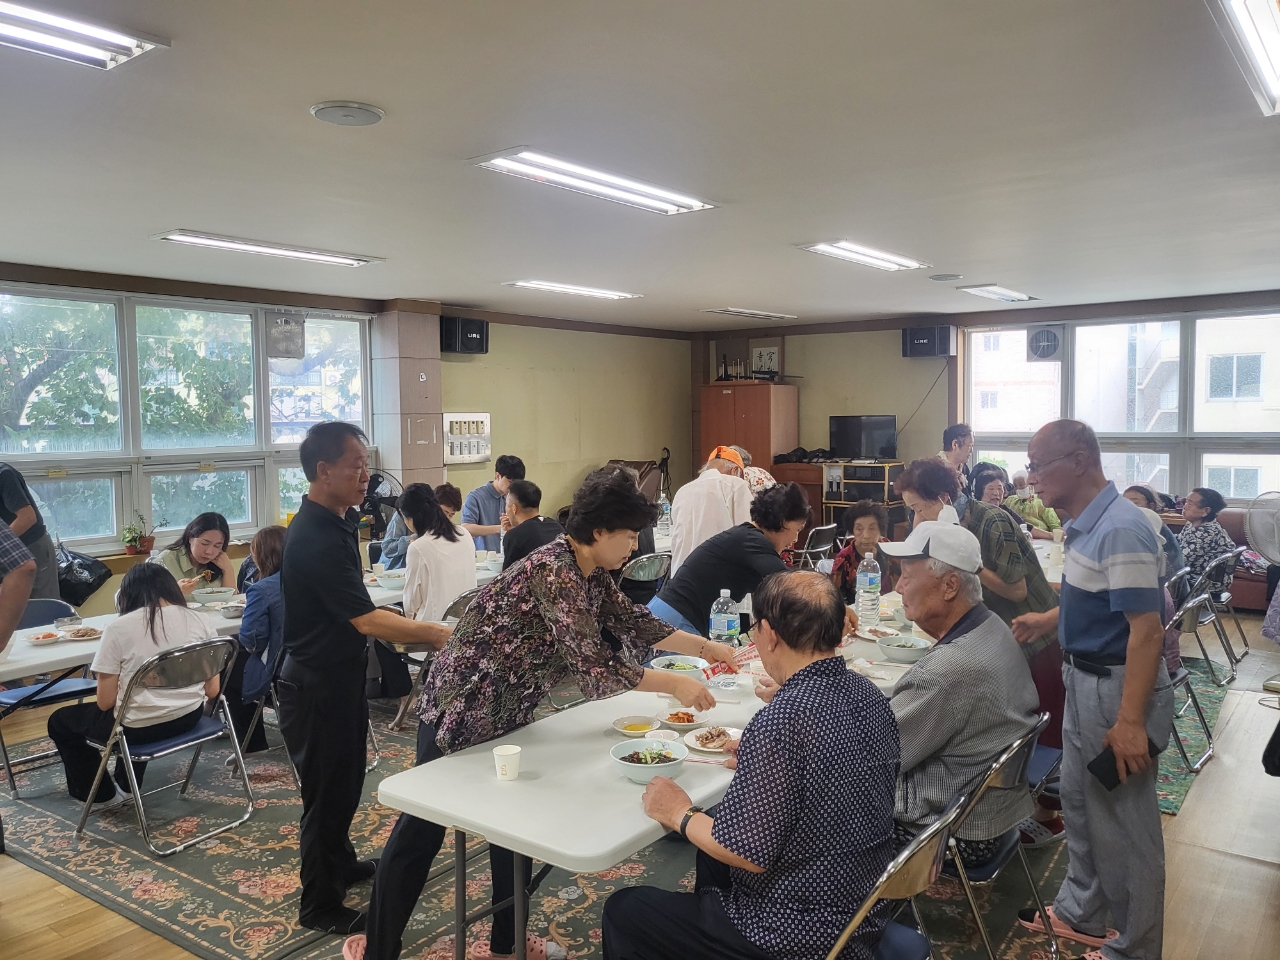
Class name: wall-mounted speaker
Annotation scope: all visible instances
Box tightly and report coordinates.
[901,325,957,358]
[441,316,489,354]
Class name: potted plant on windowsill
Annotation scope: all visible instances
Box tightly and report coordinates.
[121,512,165,555]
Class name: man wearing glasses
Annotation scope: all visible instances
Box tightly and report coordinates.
[1013,420,1172,960]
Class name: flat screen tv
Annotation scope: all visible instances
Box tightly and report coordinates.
[830,415,897,460]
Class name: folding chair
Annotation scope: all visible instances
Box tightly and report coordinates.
[1207,546,1251,660]
[1188,551,1247,676]
[390,586,483,731]
[0,598,95,797]
[825,795,967,960]
[620,552,672,594]
[1169,666,1214,772]
[792,524,839,570]
[75,637,255,857]
[942,712,1059,960]
[1171,588,1234,686]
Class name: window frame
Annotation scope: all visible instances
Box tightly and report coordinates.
[1206,352,1263,402]
[964,310,1280,505]
[0,280,373,554]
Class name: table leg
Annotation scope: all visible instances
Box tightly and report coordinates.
[455,829,467,960]
[513,851,529,960]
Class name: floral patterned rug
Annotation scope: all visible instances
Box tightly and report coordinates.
[1157,657,1225,815]
[0,664,1221,960]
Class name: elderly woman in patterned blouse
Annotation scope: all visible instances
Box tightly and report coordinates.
[603,571,900,960]
[345,469,742,960]
[1178,487,1238,593]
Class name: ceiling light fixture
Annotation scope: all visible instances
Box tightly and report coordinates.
[956,284,1038,303]
[1205,0,1280,115]
[476,148,714,215]
[702,308,798,321]
[800,240,929,271]
[310,101,385,126]
[929,273,963,282]
[0,1,164,69]
[502,280,641,300]
[156,230,381,267]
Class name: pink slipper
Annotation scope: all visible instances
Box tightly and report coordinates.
[468,934,567,960]
[343,935,366,960]
[1017,906,1117,947]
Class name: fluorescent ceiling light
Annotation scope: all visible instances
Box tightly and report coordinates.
[1205,0,1280,115]
[503,280,641,300]
[476,148,714,215]
[0,1,164,69]
[702,308,798,321]
[156,230,381,267]
[956,284,1038,303]
[801,240,929,271]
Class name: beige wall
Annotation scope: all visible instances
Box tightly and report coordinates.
[783,329,950,465]
[440,324,692,514]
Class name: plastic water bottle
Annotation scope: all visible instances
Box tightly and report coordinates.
[709,590,741,645]
[656,491,672,534]
[856,555,882,629]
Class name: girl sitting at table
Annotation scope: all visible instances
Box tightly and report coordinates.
[46,563,220,805]
[400,483,477,623]
[222,525,286,757]
[343,468,742,960]
[158,512,236,594]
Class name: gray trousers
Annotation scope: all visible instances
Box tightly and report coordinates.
[28,532,61,601]
[1054,660,1175,960]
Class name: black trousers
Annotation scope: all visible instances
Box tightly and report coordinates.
[222,649,270,754]
[277,653,369,922]
[601,849,773,960]
[366,722,531,960]
[47,703,204,803]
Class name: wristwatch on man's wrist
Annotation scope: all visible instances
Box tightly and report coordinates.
[679,806,705,839]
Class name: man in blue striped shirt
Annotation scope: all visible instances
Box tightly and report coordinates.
[1017,420,1174,960]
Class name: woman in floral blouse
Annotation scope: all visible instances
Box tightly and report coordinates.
[1178,487,1238,593]
[346,468,740,960]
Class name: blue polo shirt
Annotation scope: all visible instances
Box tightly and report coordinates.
[462,481,506,552]
[1058,482,1162,662]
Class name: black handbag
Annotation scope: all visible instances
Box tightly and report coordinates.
[1264,716,1280,778]
[55,539,111,607]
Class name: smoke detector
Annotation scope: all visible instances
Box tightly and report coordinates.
[310,101,384,126]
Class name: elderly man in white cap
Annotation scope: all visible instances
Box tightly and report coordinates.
[880,520,1041,867]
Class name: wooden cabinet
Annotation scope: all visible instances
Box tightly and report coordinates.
[698,382,798,464]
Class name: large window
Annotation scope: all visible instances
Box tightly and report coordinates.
[0,285,369,551]
[0,294,121,455]
[966,328,1061,433]
[967,312,1280,503]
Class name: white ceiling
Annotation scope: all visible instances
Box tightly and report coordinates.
[2,0,1279,331]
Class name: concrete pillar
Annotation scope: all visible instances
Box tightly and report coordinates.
[371,306,445,488]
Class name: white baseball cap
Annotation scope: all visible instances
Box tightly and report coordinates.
[880,519,983,573]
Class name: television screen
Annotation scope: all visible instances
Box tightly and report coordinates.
[829,415,897,460]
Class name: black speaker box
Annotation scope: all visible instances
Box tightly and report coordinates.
[901,325,957,358]
[441,316,489,354]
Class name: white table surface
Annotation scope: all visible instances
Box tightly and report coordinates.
[377,679,764,874]
[1032,540,1063,586]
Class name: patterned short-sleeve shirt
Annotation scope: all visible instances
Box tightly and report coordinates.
[711,657,900,960]
[0,523,33,578]
[1177,520,1237,593]
[417,536,676,754]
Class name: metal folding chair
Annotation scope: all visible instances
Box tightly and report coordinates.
[390,586,483,731]
[75,637,255,857]
[824,795,967,960]
[1190,551,1247,673]
[1168,666,1214,772]
[792,523,839,570]
[0,599,96,797]
[1207,546,1251,658]
[1172,573,1236,686]
[942,712,1059,960]
[619,552,672,592]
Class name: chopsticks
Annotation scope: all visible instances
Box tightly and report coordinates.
[684,756,727,765]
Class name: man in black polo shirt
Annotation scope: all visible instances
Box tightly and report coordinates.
[278,422,453,935]
[500,479,563,569]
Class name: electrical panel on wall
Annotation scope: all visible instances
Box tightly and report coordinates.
[444,413,491,464]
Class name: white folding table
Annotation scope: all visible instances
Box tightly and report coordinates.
[376,679,765,960]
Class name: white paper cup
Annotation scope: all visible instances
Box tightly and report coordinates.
[493,744,521,780]
[476,549,487,561]
[372,562,385,574]
[1052,528,1064,544]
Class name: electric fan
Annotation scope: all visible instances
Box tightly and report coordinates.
[360,470,404,540]
[1245,491,1280,693]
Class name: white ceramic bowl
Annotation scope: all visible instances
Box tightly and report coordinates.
[375,571,407,591]
[610,739,688,784]
[612,716,661,738]
[221,604,246,620]
[192,586,236,605]
[645,729,681,742]
[876,635,932,663]
[485,558,504,574]
[651,655,708,675]
[659,707,711,731]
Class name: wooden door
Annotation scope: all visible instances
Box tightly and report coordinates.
[700,385,737,460]
[733,385,773,467]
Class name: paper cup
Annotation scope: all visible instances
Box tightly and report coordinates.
[476,549,487,561]
[493,744,521,781]
[1052,528,1064,544]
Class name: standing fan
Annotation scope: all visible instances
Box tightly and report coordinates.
[361,471,404,540]
[1245,492,1280,693]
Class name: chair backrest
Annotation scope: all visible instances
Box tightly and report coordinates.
[823,794,967,960]
[17,597,79,630]
[794,524,839,569]
[620,552,671,584]
[1165,565,1191,602]
[114,637,237,727]
[1190,549,1239,595]
[1169,589,1212,631]
[952,711,1050,832]
[442,586,484,621]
